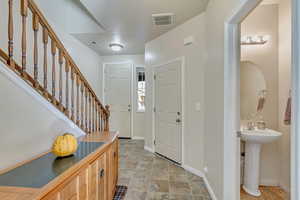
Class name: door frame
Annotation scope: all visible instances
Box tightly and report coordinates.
[152,57,185,165]
[102,62,134,139]
[224,0,300,199]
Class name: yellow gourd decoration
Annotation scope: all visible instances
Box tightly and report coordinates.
[52,133,78,157]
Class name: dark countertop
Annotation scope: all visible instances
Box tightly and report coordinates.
[0,141,104,188]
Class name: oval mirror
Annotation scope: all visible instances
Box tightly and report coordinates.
[240,61,267,120]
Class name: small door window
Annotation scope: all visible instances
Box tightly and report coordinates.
[137,67,146,112]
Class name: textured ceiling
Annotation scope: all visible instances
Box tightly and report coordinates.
[73,0,209,56]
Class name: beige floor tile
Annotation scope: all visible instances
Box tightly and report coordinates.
[169,194,193,200]
[169,181,191,195]
[125,190,147,200]
[146,192,169,200]
[129,178,150,192]
[118,139,212,200]
[149,180,170,193]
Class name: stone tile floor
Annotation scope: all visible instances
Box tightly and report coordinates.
[118,139,212,200]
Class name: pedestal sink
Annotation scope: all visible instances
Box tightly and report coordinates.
[241,129,282,196]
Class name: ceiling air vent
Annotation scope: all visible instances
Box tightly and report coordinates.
[152,13,175,26]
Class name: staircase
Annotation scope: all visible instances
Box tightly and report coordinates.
[0,0,109,134]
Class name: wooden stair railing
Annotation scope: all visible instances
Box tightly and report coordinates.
[0,0,110,133]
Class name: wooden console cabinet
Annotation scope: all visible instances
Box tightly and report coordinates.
[43,139,118,200]
[0,132,119,200]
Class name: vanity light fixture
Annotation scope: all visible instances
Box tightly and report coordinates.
[241,35,270,45]
[109,43,124,52]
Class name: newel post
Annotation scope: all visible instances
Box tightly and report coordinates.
[104,105,110,131]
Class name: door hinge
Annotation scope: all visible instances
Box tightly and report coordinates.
[237,131,242,138]
[154,140,156,145]
[154,75,156,80]
[153,107,156,112]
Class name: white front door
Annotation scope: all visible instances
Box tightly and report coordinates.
[104,63,132,138]
[154,60,182,163]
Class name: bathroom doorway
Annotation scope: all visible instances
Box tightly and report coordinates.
[239,2,291,199]
[224,0,299,199]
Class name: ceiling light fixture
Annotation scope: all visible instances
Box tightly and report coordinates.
[109,43,124,52]
[241,35,270,45]
[89,41,97,46]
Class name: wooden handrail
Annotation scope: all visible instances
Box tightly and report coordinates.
[0,0,110,132]
[27,0,108,116]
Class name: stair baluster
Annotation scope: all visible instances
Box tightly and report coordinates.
[85,88,88,132]
[0,0,110,134]
[43,28,48,94]
[76,76,80,125]
[51,40,56,102]
[81,83,84,129]
[21,0,28,76]
[58,50,63,110]
[71,68,75,121]
[33,14,39,87]
[8,0,14,68]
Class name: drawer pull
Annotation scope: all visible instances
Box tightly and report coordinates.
[100,169,105,178]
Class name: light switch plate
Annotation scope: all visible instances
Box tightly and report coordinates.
[184,36,194,46]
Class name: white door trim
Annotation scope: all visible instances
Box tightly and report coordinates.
[224,0,299,199]
[103,62,134,139]
[152,57,185,165]
[291,0,300,198]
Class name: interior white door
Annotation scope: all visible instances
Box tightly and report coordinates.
[154,60,182,163]
[104,63,132,138]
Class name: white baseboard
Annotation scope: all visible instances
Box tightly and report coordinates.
[182,164,205,177]
[260,179,279,187]
[183,165,218,200]
[203,174,218,200]
[279,183,290,193]
[0,62,85,138]
[132,136,144,140]
[144,146,154,153]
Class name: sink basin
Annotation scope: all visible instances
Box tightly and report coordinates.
[241,129,282,144]
[241,129,282,197]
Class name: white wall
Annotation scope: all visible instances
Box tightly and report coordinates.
[35,0,103,34]
[241,4,280,186]
[0,63,84,170]
[145,13,206,173]
[101,55,146,139]
[278,0,292,192]
[204,0,241,199]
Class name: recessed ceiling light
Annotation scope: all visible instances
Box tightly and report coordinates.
[109,43,124,52]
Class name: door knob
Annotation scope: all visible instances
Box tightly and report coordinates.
[176,119,181,123]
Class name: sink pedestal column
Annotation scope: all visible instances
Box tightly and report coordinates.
[243,142,262,196]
